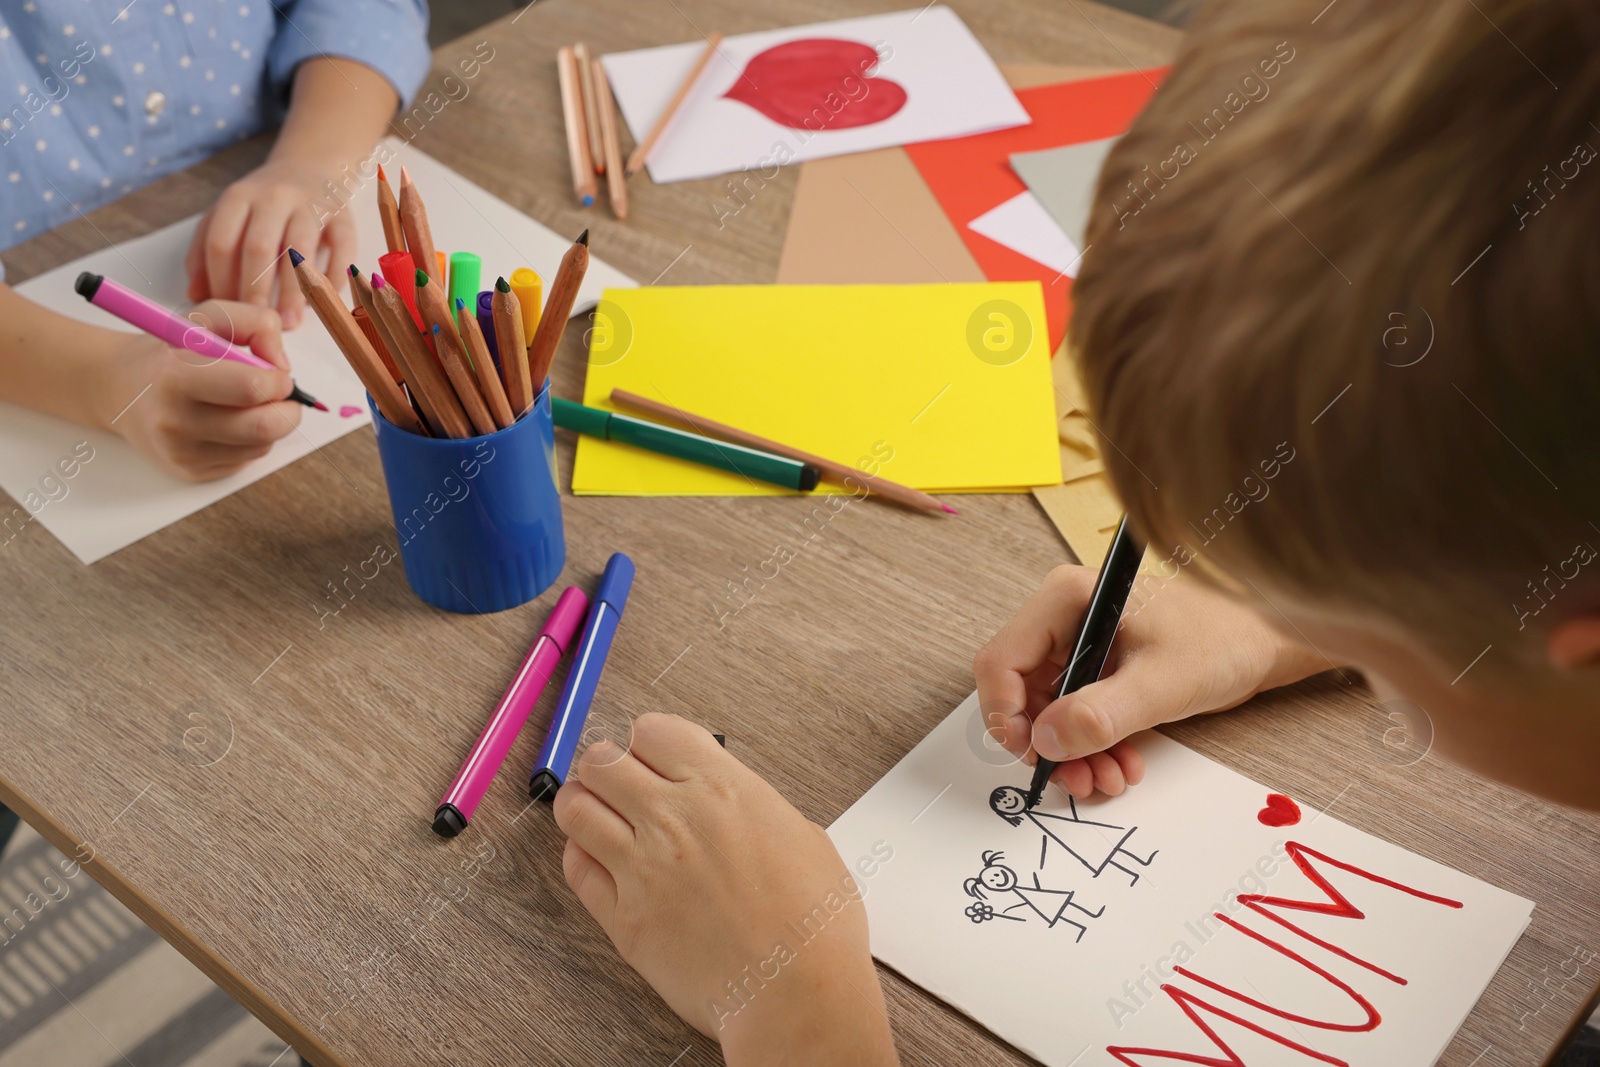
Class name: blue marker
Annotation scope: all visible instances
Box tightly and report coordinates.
[530,552,635,800]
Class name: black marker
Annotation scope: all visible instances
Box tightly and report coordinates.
[1024,515,1147,810]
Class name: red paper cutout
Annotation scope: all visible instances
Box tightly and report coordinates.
[905,69,1168,351]
[724,39,906,131]
[1257,792,1301,827]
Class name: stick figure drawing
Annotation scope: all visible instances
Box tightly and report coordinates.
[989,786,1159,886]
[961,850,1105,941]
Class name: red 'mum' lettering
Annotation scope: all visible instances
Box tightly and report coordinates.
[1106,841,1465,1066]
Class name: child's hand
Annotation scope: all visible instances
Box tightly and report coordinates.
[975,565,1330,798]
[555,714,898,1067]
[96,301,303,482]
[184,159,356,331]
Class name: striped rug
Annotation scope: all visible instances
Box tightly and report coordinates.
[0,824,293,1067]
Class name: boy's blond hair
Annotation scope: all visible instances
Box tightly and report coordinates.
[1070,0,1600,658]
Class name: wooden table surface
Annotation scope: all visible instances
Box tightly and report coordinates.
[2,2,1596,1065]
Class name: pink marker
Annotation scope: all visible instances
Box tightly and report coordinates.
[432,586,590,837]
[74,271,327,411]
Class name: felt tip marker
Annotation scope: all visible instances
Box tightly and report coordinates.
[530,553,635,801]
[74,269,327,411]
[434,587,590,837]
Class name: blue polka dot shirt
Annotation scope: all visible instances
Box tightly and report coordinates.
[0,0,430,261]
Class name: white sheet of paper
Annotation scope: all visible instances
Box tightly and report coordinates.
[601,7,1028,184]
[1009,135,1119,249]
[828,693,1533,1066]
[967,191,1083,277]
[0,138,634,565]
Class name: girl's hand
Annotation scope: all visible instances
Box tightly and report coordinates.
[184,158,357,330]
[95,300,302,482]
[974,564,1330,798]
[555,714,898,1067]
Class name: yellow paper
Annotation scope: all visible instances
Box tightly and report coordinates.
[574,283,1061,496]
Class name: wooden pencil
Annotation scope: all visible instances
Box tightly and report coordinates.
[592,58,628,220]
[574,43,606,175]
[289,251,421,434]
[351,268,440,437]
[557,46,598,206]
[376,164,406,255]
[369,275,472,439]
[525,230,590,388]
[491,277,532,417]
[624,33,723,177]
[350,305,401,384]
[609,388,956,515]
[398,166,440,282]
[415,270,495,437]
[456,297,515,430]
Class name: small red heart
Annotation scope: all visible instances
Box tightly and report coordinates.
[1257,793,1301,827]
[723,38,908,131]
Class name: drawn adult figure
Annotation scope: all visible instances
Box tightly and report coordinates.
[989,785,1159,885]
[961,850,1104,942]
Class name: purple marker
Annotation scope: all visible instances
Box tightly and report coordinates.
[475,290,500,371]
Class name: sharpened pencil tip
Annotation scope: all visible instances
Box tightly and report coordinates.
[347,264,360,278]
[576,228,590,246]
[286,247,304,268]
[376,163,387,183]
[495,276,510,293]
[581,195,594,207]
[454,295,465,310]
[414,268,429,287]
[400,165,412,185]
[372,274,387,290]
[941,503,959,515]
[432,324,442,335]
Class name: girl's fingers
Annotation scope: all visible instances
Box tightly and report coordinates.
[552,780,634,870]
[168,355,291,408]
[181,397,302,447]
[278,214,320,329]
[323,216,357,298]
[562,839,618,932]
[185,206,217,302]
[626,712,725,783]
[575,739,665,827]
[201,191,252,303]
[238,200,293,307]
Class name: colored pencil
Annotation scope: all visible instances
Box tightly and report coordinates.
[288,250,420,433]
[350,305,401,384]
[592,58,629,220]
[491,277,532,416]
[525,230,590,389]
[1024,515,1148,810]
[416,270,495,436]
[398,166,440,282]
[557,46,597,206]
[574,43,606,175]
[608,388,955,515]
[369,274,472,439]
[624,33,723,177]
[456,296,515,430]
[376,164,406,255]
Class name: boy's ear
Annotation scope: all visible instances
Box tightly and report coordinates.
[1546,611,1600,670]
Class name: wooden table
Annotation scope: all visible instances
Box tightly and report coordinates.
[2,3,1596,1065]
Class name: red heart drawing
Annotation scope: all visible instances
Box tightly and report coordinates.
[1257,793,1301,827]
[723,38,907,131]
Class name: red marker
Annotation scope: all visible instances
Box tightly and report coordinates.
[432,587,590,837]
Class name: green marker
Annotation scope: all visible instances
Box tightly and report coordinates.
[447,252,482,312]
[552,398,820,492]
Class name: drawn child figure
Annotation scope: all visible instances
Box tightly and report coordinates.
[962,850,1105,942]
[989,786,1158,886]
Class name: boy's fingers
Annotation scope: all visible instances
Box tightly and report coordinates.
[974,565,1098,741]
[1086,751,1127,796]
[1108,738,1146,787]
[552,781,633,869]
[1049,758,1095,800]
[1031,664,1181,763]
[627,712,725,783]
[576,739,665,825]
[562,839,618,931]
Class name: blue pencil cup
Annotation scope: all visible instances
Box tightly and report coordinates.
[370,383,565,614]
